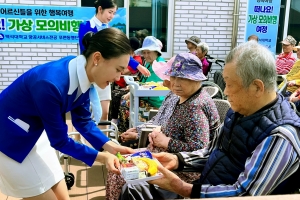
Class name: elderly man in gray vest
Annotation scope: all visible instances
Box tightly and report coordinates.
[120,41,300,199]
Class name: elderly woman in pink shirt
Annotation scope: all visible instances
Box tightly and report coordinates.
[196,42,210,76]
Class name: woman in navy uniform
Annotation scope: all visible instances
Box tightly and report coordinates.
[78,0,150,130]
[0,28,134,200]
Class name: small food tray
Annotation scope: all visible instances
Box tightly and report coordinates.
[139,82,168,91]
[118,150,163,183]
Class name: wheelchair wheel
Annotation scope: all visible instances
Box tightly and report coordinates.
[68,172,75,179]
[65,173,75,190]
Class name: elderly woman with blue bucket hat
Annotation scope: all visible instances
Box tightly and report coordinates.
[117,36,166,133]
[106,52,221,200]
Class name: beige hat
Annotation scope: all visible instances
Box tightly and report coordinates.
[281,35,296,46]
[185,36,201,46]
[293,42,300,51]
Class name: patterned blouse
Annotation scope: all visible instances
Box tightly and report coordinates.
[136,91,178,136]
[144,87,220,153]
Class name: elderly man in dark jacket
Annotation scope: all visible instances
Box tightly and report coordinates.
[120,41,300,199]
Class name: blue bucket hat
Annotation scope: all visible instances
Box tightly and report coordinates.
[164,53,207,81]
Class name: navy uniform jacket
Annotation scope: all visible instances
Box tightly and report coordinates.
[0,55,109,166]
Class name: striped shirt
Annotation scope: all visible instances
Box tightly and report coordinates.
[179,125,300,198]
[276,52,296,75]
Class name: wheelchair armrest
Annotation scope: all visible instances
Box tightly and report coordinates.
[182,166,200,172]
[148,109,159,121]
[97,120,111,126]
[138,128,152,148]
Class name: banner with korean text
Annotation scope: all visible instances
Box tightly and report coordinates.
[0,4,126,43]
[245,0,281,54]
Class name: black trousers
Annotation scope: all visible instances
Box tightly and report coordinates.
[119,181,181,200]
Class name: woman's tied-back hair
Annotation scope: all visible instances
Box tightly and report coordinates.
[225,41,277,91]
[82,28,131,60]
[94,0,117,14]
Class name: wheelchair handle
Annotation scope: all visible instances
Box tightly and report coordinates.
[124,75,139,89]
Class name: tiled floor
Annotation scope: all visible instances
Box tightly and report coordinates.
[59,156,107,200]
[0,112,108,200]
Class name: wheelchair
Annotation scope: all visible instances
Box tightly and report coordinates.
[58,115,119,190]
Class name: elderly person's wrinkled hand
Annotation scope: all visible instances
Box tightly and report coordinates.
[290,96,299,103]
[288,80,296,86]
[148,129,170,149]
[120,130,138,142]
[147,164,192,198]
[289,90,300,103]
[137,64,151,77]
[122,92,130,100]
[152,152,178,170]
[126,127,137,132]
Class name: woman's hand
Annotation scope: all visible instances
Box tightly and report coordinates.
[95,151,121,174]
[103,141,135,155]
[137,64,150,77]
[152,152,179,170]
[120,130,138,142]
[147,164,192,198]
[122,92,130,100]
[148,130,170,149]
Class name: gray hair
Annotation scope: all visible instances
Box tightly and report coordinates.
[225,41,277,91]
[197,42,209,54]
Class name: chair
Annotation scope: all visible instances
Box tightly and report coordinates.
[58,115,119,190]
[213,70,226,95]
[277,75,287,95]
[148,109,159,121]
[202,81,226,99]
[138,124,159,148]
[205,54,225,80]
[213,99,231,124]
[138,128,152,148]
[202,86,219,98]
[289,101,300,116]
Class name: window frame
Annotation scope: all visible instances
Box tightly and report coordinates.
[282,0,291,42]
[125,0,174,59]
[77,0,174,59]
